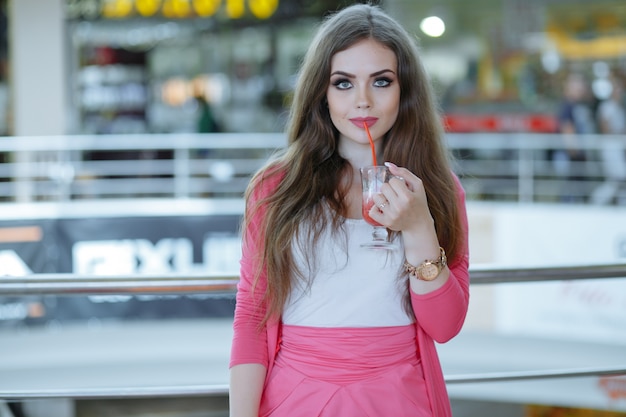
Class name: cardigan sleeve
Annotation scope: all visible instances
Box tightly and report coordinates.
[410,174,470,343]
[229,173,281,368]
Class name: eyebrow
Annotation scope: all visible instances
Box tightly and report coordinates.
[330,69,396,78]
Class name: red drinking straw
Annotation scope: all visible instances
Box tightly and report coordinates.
[363,122,377,166]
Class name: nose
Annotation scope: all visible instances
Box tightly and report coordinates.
[356,86,371,109]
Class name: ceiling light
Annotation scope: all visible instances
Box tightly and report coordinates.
[420,16,446,38]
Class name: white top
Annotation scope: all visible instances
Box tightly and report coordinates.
[282,217,414,327]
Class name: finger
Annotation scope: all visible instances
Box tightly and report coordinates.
[385,162,415,191]
[368,202,384,225]
[374,194,389,210]
[379,182,398,203]
[384,161,407,176]
[389,175,408,191]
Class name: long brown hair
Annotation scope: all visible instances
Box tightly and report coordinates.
[244,3,463,322]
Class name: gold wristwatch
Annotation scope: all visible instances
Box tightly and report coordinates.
[404,247,447,281]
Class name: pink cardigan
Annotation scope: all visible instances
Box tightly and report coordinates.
[230,172,470,417]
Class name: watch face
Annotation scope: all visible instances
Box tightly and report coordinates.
[419,263,439,281]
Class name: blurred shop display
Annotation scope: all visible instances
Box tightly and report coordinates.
[66,0,359,135]
[78,46,148,134]
[69,20,283,135]
[63,0,626,137]
[397,0,626,134]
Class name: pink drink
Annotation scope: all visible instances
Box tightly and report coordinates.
[360,166,395,250]
[362,193,382,226]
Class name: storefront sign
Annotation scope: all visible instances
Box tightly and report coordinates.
[444,113,558,133]
[67,0,279,20]
[0,212,242,324]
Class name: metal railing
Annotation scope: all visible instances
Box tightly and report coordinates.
[1,262,626,400]
[2,262,626,296]
[1,132,625,204]
[0,366,622,400]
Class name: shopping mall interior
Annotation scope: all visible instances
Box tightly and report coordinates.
[2,0,625,137]
[0,1,625,417]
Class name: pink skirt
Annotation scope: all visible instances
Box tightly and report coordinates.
[260,324,432,417]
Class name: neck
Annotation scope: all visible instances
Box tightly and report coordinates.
[339,145,381,169]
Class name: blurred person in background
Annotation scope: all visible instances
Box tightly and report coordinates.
[597,78,625,135]
[554,72,597,202]
[193,91,223,162]
[229,3,469,417]
[594,78,626,204]
[195,93,222,134]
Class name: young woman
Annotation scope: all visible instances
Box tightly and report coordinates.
[229,4,470,417]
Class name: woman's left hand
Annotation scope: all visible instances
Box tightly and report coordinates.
[367,162,434,233]
[370,162,448,291]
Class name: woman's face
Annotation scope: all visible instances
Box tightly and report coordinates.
[326,38,400,161]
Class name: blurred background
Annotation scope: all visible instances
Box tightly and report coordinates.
[0,1,625,416]
[2,0,626,137]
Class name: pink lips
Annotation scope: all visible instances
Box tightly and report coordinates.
[350,117,378,128]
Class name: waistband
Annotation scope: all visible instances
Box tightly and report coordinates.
[276,324,419,383]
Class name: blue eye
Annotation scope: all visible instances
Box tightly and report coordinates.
[332,79,352,90]
[374,77,392,87]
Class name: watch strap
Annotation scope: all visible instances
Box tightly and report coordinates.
[404,247,447,281]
